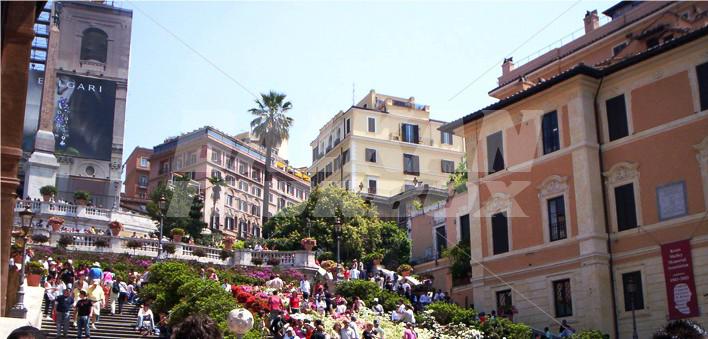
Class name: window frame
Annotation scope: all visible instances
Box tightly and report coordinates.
[546,196,568,242]
[541,110,561,155]
[620,270,646,312]
[490,211,510,255]
[696,62,708,112]
[604,162,642,232]
[402,153,420,176]
[80,27,108,63]
[441,160,455,174]
[368,117,376,133]
[486,131,505,174]
[603,94,632,142]
[365,148,377,163]
[552,278,573,318]
[441,131,453,145]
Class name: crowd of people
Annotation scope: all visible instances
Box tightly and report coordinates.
[38,257,158,338]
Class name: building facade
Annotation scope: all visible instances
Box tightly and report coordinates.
[148,127,310,239]
[439,2,708,337]
[22,1,132,208]
[309,90,465,226]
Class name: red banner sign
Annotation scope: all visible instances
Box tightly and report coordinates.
[661,239,699,320]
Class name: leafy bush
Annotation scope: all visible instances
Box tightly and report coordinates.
[94,237,110,248]
[27,261,46,275]
[422,302,476,326]
[220,249,232,261]
[397,263,413,274]
[162,243,176,254]
[171,228,185,236]
[570,330,608,339]
[73,191,91,201]
[267,257,280,266]
[480,317,532,338]
[361,251,384,264]
[31,234,49,244]
[57,235,74,248]
[335,280,410,312]
[251,257,263,265]
[126,239,142,249]
[40,185,57,196]
[443,242,472,279]
[192,248,206,257]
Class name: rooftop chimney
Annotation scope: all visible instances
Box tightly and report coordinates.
[584,10,599,34]
[502,57,514,76]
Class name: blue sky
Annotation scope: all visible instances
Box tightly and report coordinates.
[121,1,615,168]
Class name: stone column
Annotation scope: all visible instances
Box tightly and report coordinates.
[24,5,60,199]
[1,1,41,316]
[568,79,615,335]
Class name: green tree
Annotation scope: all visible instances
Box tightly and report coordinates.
[147,179,206,240]
[249,91,294,224]
[263,184,410,266]
[443,242,472,280]
[448,155,468,193]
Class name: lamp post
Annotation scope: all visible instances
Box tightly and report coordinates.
[627,278,639,339]
[157,195,166,259]
[335,217,342,281]
[9,206,34,318]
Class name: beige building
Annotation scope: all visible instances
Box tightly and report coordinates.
[309,91,464,219]
[435,2,708,338]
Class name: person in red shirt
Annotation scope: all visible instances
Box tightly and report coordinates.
[268,291,283,323]
[289,291,301,314]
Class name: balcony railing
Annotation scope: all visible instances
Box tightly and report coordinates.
[31,229,318,268]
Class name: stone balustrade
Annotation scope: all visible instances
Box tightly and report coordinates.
[32,228,318,269]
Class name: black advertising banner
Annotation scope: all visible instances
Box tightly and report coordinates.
[54,74,116,161]
[22,69,45,152]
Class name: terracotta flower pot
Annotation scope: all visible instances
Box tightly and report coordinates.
[76,198,87,206]
[224,239,234,250]
[50,222,61,232]
[13,254,23,264]
[303,243,314,251]
[372,259,381,266]
[110,226,122,236]
[401,270,411,277]
[173,235,183,243]
[42,194,51,202]
[27,273,41,287]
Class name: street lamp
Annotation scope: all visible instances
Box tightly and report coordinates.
[626,278,639,339]
[157,195,167,259]
[335,217,342,282]
[9,206,34,318]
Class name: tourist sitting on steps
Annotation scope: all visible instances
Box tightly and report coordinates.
[136,302,156,335]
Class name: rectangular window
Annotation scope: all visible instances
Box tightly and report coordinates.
[441,131,453,145]
[139,157,149,168]
[368,178,377,194]
[239,162,248,175]
[698,62,708,111]
[487,131,504,174]
[252,186,262,197]
[622,271,645,311]
[325,163,333,178]
[211,169,222,179]
[459,214,470,246]
[606,94,629,141]
[278,198,286,210]
[211,150,221,164]
[435,225,447,259]
[441,160,455,174]
[342,149,350,164]
[226,195,233,207]
[553,279,573,317]
[365,148,377,163]
[401,123,420,144]
[542,110,560,154]
[251,168,261,182]
[615,183,638,231]
[313,146,319,162]
[403,154,420,175]
[334,155,341,170]
[491,212,509,255]
[138,175,148,187]
[496,290,512,312]
[345,118,351,135]
[547,196,567,241]
[368,117,376,132]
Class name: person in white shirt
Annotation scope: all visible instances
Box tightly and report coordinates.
[335,302,347,315]
[402,306,416,324]
[299,278,311,299]
[340,319,356,339]
[254,243,263,251]
[266,274,284,290]
[349,266,360,280]
[222,281,231,292]
[372,298,384,316]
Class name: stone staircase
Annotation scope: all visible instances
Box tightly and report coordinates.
[41,300,159,339]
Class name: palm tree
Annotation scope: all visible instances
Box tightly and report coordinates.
[207,175,225,229]
[249,91,293,225]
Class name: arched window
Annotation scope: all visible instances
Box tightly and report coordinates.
[80,28,108,63]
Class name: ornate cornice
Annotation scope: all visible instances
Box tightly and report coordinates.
[537,175,568,198]
[484,193,511,215]
[694,137,708,168]
[603,162,639,185]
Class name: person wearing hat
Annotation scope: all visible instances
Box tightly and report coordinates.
[372,298,384,316]
[88,262,102,284]
[87,279,105,329]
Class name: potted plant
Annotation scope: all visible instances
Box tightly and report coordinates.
[300,237,317,251]
[320,259,337,272]
[108,221,123,236]
[31,234,49,244]
[223,236,236,250]
[94,237,110,248]
[220,249,233,261]
[192,247,207,257]
[11,243,23,264]
[397,263,414,277]
[267,257,281,266]
[251,257,264,266]
[74,191,91,205]
[39,185,57,202]
[26,261,45,286]
[170,228,185,243]
[363,252,384,266]
[126,239,142,253]
[162,242,176,255]
[47,216,65,232]
[57,235,74,248]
